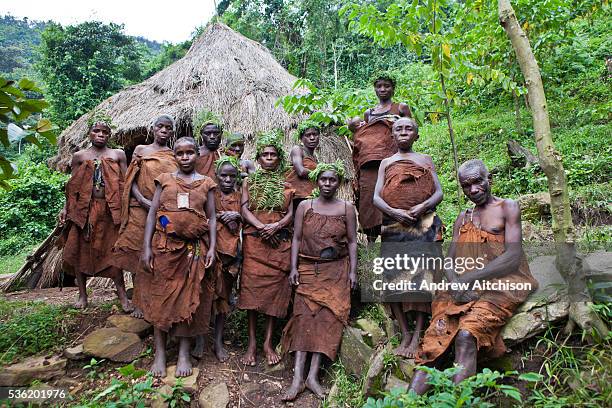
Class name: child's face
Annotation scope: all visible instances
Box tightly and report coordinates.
[301,128,320,150]
[174,142,198,173]
[392,119,418,150]
[227,141,244,158]
[258,146,280,171]
[89,123,111,147]
[374,79,394,100]
[217,164,238,193]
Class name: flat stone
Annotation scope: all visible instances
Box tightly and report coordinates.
[384,375,409,393]
[0,355,66,386]
[107,314,152,336]
[199,382,230,408]
[64,344,85,360]
[162,366,199,393]
[263,361,285,374]
[397,359,415,381]
[362,346,390,396]
[339,326,374,377]
[151,384,172,408]
[355,318,386,347]
[83,328,144,362]
[584,251,612,284]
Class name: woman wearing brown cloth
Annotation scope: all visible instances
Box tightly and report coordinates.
[238,129,295,367]
[373,117,444,359]
[111,115,177,319]
[347,71,412,242]
[141,136,217,378]
[285,119,320,212]
[59,113,131,312]
[281,161,357,401]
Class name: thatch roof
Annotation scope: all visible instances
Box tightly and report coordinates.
[50,22,352,176]
[7,23,355,292]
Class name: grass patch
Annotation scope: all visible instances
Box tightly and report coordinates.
[0,299,76,364]
[323,361,365,408]
[0,244,36,275]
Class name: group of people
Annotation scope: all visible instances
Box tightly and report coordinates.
[58,72,538,401]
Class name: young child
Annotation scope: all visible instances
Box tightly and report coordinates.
[224,132,256,177]
[112,115,177,319]
[238,130,295,366]
[348,72,412,242]
[282,161,357,401]
[373,117,444,358]
[141,137,217,377]
[59,113,130,311]
[286,120,320,212]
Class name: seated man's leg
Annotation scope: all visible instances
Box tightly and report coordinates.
[453,329,477,383]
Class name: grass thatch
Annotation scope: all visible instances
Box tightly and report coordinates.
[9,23,354,292]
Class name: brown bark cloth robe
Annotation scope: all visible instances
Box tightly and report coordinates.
[63,158,123,278]
[416,212,538,364]
[212,189,241,316]
[237,184,295,318]
[145,173,217,336]
[111,150,177,311]
[282,204,351,360]
[285,153,317,199]
[195,150,221,179]
[380,159,444,314]
[352,103,401,231]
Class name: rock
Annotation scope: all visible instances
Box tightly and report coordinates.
[64,344,85,360]
[502,256,569,343]
[239,382,260,398]
[362,346,390,396]
[339,326,374,376]
[263,361,285,374]
[397,359,415,381]
[162,366,199,393]
[384,375,409,393]
[584,251,612,285]
[517,192,550,221]
[355,318,386,347]
[199,382,230,408]
[151,385,172,408]
[0,355,66,386]
[327,383,340,408]
[83,328,144,362]
[107,314,152,336]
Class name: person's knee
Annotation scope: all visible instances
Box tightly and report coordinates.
[455,330,476,352]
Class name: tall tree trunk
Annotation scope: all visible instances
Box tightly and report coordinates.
[498,0,607,336]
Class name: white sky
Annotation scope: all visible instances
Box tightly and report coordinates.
[1,0,217,43]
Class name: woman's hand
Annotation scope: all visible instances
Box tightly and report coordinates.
[260,222,280,240]
[58,208,67,225]
[289,268,300,286]
[141,250,153,273]
[205,248,216,269]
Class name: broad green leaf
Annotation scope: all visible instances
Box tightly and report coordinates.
[3,86,25,98]
[18,78,42,92]
[442,43,451,59]
[24,134,42,147]
[0,128,7,147]
[518,372,543,382]
[36,118,53,133]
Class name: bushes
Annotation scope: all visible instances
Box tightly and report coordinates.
[0,146,66,256]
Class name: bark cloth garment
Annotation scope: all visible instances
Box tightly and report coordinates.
[416,214,538,364]
[352,103,401,231]
[282,205,351,360]
[237,184,295,318]
[111,150,177,312]
[213,189,242,316]
[63,158,123,278]
[144,173,217,336]
[195,150,221,179]
[285,153,318,199]
[380,160,444,314]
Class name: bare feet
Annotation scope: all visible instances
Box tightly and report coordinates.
[241,342,257,366]
[263,343,281,366]
[74,296,88,310]
[131,307,144,319]
[191,335,205,359]
[305,377,326,399]
[394,335,415,358]
[119,297,133,313]
[403,333,421,358]
[281,379,305,401]
[214,342,229,363]
[175,353,193,377]
[150,352,166,378]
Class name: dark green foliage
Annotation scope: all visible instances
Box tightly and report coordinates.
[0,146,67,255]
[0,15,49,80]
[0,299,72,364]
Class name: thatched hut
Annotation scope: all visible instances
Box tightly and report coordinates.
[5,22,353,292]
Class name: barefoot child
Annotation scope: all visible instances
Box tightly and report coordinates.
[211,156,242,362]
[348,72,412,242]
[373,118,444,358]
[59,113,131,311]
[112,115,177,318]
[410,159,538,394]
[238,130,294,366]
[141,137,217,377]
[286,120,320,212]
[281,161,357,401]
[224,132,256,177]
